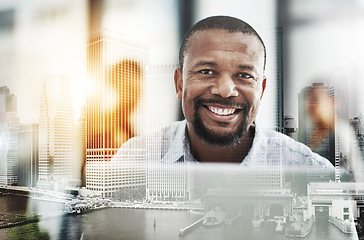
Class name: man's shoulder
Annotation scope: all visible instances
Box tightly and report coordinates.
[260,128,311,154]
[257,127,333,168]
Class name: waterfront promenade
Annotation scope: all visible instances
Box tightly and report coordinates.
[112,201,203,211]
[0,191,358,239]
[0,186,204,231]
[0,185,67,201]
[0,186,359,239]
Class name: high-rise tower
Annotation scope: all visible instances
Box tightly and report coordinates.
[0,86,19,185]
[145,64,184,201]
[74,106,86,186]
[38,75,74,190]
[18,123,39,187]
[86,29,148,197]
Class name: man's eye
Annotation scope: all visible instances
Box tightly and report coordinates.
[200,70,214,75]
[237,73,253,79]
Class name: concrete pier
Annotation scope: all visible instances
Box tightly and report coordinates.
[329,216,355,234]
[179,217,204,236]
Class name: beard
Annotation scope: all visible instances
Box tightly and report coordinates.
[191,98,250,147]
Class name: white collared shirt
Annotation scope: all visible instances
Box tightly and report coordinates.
[119,120,333,169]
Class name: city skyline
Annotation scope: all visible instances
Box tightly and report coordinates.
[1,79,363,183]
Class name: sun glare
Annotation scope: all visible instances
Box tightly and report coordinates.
[70,74,87,122]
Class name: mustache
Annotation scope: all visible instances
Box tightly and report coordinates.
[194,98,248,110]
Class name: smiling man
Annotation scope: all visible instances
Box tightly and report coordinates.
[174,18,266,163]
[165,16,331,166]
[117,15,333,168]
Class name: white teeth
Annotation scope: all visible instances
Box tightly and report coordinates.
[208,106,236,116]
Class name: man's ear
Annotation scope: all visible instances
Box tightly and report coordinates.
[260,77,267,100]
[174,68,183,100]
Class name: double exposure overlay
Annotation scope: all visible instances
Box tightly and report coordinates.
[1,1,364,240]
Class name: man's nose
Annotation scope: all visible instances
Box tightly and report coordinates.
[210,74,238,98]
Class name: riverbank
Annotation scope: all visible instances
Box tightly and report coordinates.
[112,202,203,211]
[0,211,66,229]
[0,190,203,231]
[0,186,29,197]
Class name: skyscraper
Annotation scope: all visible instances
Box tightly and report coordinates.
[145,65,184,201]
[74,106,86,186]
[86,29,148,197]
[350,115,364,137]
[18,123,39,187]
[349,115,364,165]
[145,64,179,133]
[38,75,74,190]
[0,86,19,185]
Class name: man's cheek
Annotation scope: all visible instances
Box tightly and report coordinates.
[183,89,196,101]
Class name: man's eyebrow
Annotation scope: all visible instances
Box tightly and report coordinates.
[192,61,217,68]
[237,64,257,72]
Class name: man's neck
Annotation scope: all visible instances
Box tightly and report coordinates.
[187,124,255,164]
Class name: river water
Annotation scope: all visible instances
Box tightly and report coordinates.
[0,195,357,240]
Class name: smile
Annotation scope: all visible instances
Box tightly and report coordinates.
[207,106,237,116]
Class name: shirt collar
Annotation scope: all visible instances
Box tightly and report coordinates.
[241,122,261,166]
[161,120,261,165]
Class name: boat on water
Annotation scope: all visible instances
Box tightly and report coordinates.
[64,197,111,214]
[203,207,226,226]
[189,208,204,215]
[275,220,284,232]
[252,216,264,228]
[266,216,286,233]
[286,216,315,238]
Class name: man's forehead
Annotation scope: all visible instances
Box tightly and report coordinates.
[190,29,260,46]
[185,29,265,70]
[186,30,263,57]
